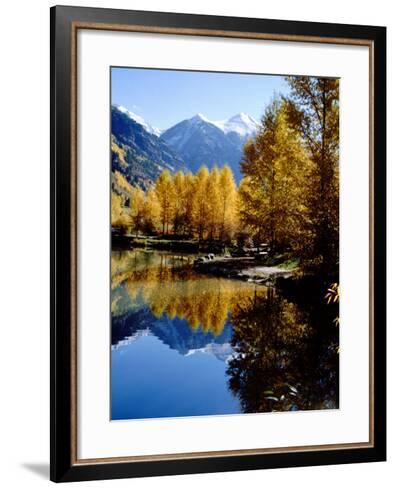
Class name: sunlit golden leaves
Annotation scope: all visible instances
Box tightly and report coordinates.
[111,137,127,168]
[239,100,313,252]
[111,191,131,232]
[111,250,267,336]
[112,165,238,241]
[285,76,339,273]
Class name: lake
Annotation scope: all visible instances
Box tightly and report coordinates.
[111,249,339,420]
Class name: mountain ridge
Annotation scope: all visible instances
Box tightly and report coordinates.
[114,104,162,137]
[111,105,186,190]
[161,113,259,180]
[111,105,260,186]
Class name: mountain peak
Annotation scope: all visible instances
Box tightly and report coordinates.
[111,104,185,189]
[213,113,259,137]
[113,104,162,137]
[230,112,256,123]
[186,112,259,138]
[190,113,211,123]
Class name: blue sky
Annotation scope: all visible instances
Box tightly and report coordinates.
[111,67,289,131]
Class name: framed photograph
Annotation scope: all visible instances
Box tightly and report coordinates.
[50,5,386,482]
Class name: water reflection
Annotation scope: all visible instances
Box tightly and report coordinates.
[111,250,338,420]
[111,250,266,337]
[228,288,339,413]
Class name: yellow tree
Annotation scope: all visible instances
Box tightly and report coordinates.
[143,188,161,234]
[184,172,196,237]
[192,166,210,240]
[129,187,146,236]
[172,171,187,235]
[240,100,313,253]
[113,170,133,195]
[237,176,257,241]
[218,165,238,242]
[111,192,123,225]
[154,170,176,235]
[285,76,339,273]
[206,167,221,240]
[111,192,130,233]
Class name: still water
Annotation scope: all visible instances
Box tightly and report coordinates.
[111,250,338,420]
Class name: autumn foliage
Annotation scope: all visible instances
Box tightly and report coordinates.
[239,76,339,274]
[112,75,339,275]
[112,164,238,242]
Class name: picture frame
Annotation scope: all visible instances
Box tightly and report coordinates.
[50,5,386,482]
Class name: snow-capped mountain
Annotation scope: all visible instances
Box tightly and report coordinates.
[161,113,259,181]
[185,342,235,362]
[114,104,162,137]
[161,113,236,175]
[213,112,259,138]
[162,113,223,149]
[111,106,259,185]
[111,105,185,189]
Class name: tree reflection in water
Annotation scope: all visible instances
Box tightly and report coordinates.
[228,286,339,413]
[111,250,265,336]
[111,250,339,414]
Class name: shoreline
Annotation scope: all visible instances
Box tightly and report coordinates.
[112,235,297,285]
[192,256,294,285]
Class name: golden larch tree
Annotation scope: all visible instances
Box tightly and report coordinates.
[192,166,210,240]
[206,166,221,240]
[218,165,238,242]
[240,100,313,253]
[154,170,176,235]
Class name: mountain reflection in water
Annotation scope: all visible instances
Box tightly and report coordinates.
[111,250,339,420]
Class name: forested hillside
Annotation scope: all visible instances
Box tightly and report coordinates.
[111,105,186,190]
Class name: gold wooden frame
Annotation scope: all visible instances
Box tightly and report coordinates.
[69,22,375,466]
